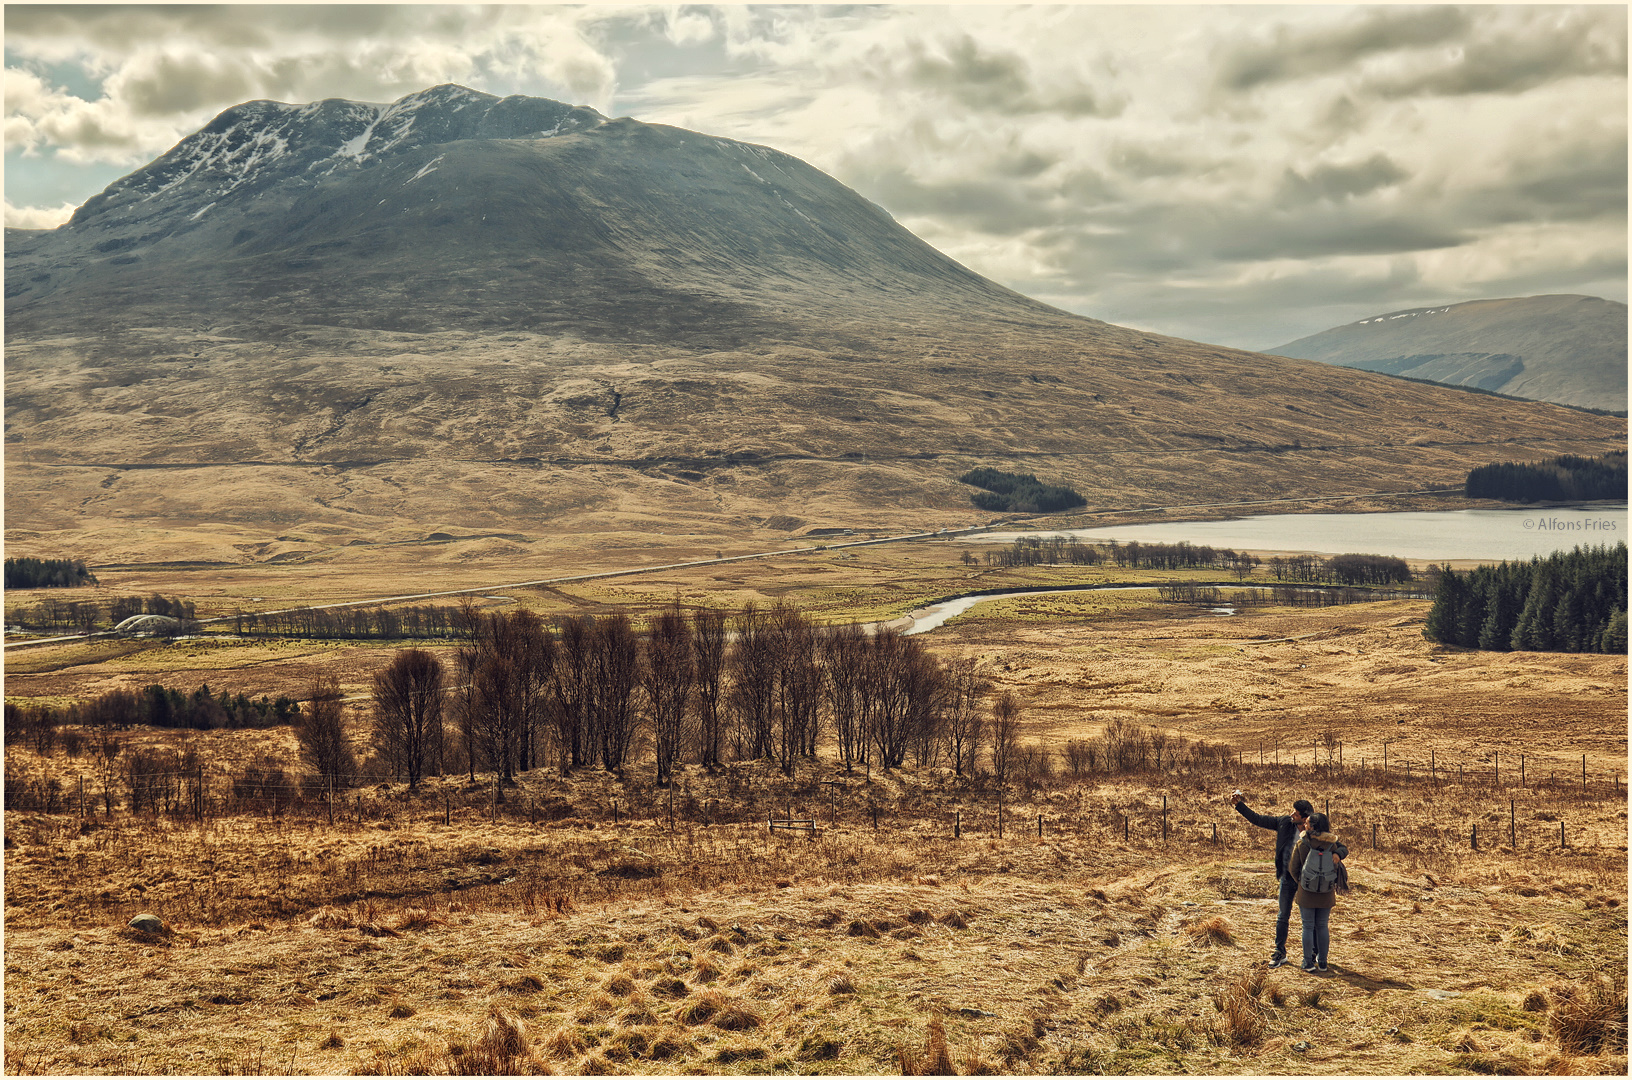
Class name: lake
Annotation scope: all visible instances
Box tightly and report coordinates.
[966,505,1628,563]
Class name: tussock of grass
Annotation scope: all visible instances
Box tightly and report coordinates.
[448,1006,545,1076]
[899,1015,956,1075]
[1185,914,1236,947]
[503,973,546,994]
[540,1025,586,1061]
[393,907,445,932]
[308,906,353,930]
[1549,974,1628,1056]
[1209,967,1274,1049]
[600,971,636,996]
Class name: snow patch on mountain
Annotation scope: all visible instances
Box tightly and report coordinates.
[68,85,606,228]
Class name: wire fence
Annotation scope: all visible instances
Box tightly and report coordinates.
[6,749,1621,858]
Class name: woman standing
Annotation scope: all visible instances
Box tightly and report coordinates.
[1289,812,1346,973]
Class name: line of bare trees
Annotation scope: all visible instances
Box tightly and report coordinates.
[363,601,1015,792]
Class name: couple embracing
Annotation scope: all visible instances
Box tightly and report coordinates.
[1232,794,1348,973]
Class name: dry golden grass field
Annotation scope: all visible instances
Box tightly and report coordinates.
[4,540,1627,1074]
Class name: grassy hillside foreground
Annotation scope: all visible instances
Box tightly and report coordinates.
[4,753,1627,1076]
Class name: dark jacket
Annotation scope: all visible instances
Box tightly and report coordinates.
[1234,802,1304,880]
[1289,832,1346,908]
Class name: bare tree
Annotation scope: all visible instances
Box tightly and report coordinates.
[296,674,356,791]
[867,630,943,770]
[1147,725,1170,771]
[550,616,596,772]
[728,604,776,761]
[820,623,868,771]
[451,600,483,781]
[644,600,693,786]
[989,690,1021,788]
[692,608,728,768]
[592,614,641,773]
[1101,717,1146,774]
[770,603,822,777]
[942,658,987,777]
[371,648,445,790]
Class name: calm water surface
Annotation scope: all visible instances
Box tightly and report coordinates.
[969,505,1627,562]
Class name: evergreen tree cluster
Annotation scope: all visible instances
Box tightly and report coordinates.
[4,557,97,589]
[4,683,300,740]
[1424,543,1628,654]
[1105,540,1238,571]
[1278,553,1415,585]
[1465,450,1627,502]
[233,604,462,640]
[959,467,1087,513]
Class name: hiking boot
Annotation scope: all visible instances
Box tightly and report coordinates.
[1316,962,1329,973]
[1301,963,1318,973]
[1268,956,1288,968]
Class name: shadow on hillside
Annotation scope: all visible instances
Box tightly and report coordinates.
[1321,967,1414,992]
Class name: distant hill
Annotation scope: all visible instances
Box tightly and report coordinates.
[1267,295,1627,413]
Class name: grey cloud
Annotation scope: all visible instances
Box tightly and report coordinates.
[1278,153,1410,205]
[880,34,1122,117]
[115,55,260,116]
[1217,7,1470,91]
[1108,143,1202,181]
[1365,10,1627,98]
[6,5,417,47]
[1211,214,1467,262]
[850,166,1060,235]
[1487,136,1629,225]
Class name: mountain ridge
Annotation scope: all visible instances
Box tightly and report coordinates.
[1268,294,1627,413]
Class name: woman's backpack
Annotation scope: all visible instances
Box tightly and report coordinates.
[1299,844,1339,893]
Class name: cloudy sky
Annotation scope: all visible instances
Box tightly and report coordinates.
[4,4,1626,349]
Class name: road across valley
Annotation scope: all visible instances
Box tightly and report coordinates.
[3,485,1462,651]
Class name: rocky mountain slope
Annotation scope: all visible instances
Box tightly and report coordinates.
[1268,295,1627,413]
[5,86,1624,566]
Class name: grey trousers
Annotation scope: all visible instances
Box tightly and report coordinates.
[1300,904,1331,967]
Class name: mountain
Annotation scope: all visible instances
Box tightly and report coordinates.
[4,82,1046,345]
[1267,295,1627,413]
[5,87,1625,567]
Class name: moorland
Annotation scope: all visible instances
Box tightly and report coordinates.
[4,538,1626,1075]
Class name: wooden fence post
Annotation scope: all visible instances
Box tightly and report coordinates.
[1510,800,1515,849]
[955,810,960,839]
[1162,796,1168,843]
[1372,822,1377,850]
[1471,823,1478,850]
